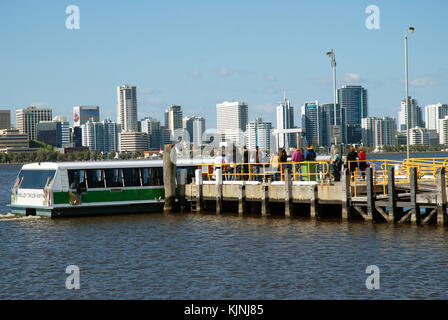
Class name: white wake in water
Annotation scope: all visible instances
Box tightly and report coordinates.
[0,213,42,221]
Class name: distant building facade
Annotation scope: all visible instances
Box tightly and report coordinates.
[16,106,52,141]
[0,110,11,130]
[117,85,138,132]
[276,98,295,149]
[73,106,100,127]
[119,131,148,152]
[0,128,29,152]
[245,117,272,152]
[216,101,248,146]
[81,119,120,154]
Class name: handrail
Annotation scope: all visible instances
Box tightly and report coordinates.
[197,161,330,182]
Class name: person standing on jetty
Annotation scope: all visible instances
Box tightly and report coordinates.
[332,152,343,182]
[270,151,280,181]
[346,146,358,178]
[358,146,367,180]
[291,147,304,180]
[242,145,249,181]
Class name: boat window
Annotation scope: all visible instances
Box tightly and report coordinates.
[123,168,141,187]
[105,168,123,188]
[140,167,163,186]
[68,170,86,189]
[17,170,56,189]
[151,167,163,186]
[86,169,105,189]
[140,168,150,186]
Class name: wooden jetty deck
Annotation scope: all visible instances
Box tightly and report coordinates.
[181,167,447,226]
[162,146,448,226]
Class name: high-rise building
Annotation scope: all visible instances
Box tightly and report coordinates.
[53,116,70,147]
[438,116,448,145]
[362,117,396,149]
[338,85,368,125]
[82,119,120,154]
[119,131,148,152]
[16,106,52,141]
[160,126,171,148]
[245,117,273,152]
[165,105,183,133]
[337,85,368,143]
[72,126,83,147]
[37,121,62,147]
[318,103,345,147]
[301,101,320,146]
[425,103,448,133]
[73,106,100,127]
[0,128,29,152]
[117,85,138,132]
[409,127,438,146]
[183,116,205,146]
[0,110,11,129]
[276,98,295,149]
[141,117,162,150]
[216,101,248,146]
[398,97,423,131]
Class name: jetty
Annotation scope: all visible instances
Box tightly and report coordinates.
[163,149,448,226]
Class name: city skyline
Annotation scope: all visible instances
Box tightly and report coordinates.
[1,1,448,128]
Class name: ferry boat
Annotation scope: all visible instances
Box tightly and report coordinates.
[8,159,206,218]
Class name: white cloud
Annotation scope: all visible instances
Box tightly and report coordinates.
[265,75,276,82]
[30,101,46,107]
[343,73,361,82]
[189,70,201,78]
[218,67,231,77]
[410,77,437,87]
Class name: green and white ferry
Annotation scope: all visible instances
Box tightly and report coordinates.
[9,159,204,218]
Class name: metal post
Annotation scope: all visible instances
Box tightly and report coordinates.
[405,32,410,161]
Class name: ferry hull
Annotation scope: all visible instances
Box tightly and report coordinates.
[9,202,165,218]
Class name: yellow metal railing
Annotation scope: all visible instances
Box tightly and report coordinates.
[197,161,331,182]
[349,158,448,197]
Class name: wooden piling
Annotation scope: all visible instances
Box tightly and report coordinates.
[238,183,246,216]
[261,183,269,216]
[195,168,202,214]
[178,169,187,213]
[284,168,292,217]
[436,167,447,226]
[410,167,420,224]
[341,169,351,221]
[366,167,374,222]
[310,185,318,219]
[387,167,396,223]
[216,169,223,215]
[163,144,176,214]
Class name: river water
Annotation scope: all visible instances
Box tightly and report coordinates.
[1,153,448,299]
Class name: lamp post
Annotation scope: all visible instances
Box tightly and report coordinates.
[405,27,415,160]
[327,49,338,145]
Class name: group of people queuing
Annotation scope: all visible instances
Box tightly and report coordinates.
[209,144,319,182]
[332,146,368,182]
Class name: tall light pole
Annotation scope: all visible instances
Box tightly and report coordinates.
[327,49,338,145]
[405,27,415,160]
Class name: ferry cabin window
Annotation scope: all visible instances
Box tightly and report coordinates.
[17,170,56,189]
[86,169,105,188]
[123,168,141,187]
[105,168,123,188]
[140,167,163,186]
[68,170,86,189]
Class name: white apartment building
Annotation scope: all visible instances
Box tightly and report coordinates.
[117,85,138,132]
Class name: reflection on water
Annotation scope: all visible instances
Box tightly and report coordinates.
[1,161,448,299]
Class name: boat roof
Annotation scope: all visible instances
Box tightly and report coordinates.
[21,158,215,170]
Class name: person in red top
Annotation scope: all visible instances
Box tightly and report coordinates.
[358,146,367,180]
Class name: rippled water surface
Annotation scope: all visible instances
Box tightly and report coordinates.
[1,161,448,299]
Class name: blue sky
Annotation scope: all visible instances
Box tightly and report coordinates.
[1,0,447,128]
